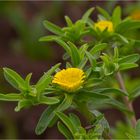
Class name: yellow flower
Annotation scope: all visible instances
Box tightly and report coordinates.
[131,10,140,20]
[95,20,113,32]
[52,68,85,92]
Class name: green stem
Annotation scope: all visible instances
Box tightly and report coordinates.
[116,72,137,128]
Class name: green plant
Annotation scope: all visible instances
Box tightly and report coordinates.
[0,6,140,139]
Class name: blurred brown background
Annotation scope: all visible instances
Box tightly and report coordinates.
[0,1,140,139]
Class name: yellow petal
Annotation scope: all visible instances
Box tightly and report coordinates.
[95,20,113,32]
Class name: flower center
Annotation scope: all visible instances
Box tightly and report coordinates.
[52,68,85,92]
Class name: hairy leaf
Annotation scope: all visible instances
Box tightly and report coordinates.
[43,20,63,35]
[57,121,73,139]
[35,94,73,135]
[3,68,26,91]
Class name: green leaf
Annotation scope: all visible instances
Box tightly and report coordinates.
[0,93,21,101]
[90,43,107,55]
[36,76,52,93]
[69,113,81,128]
[56,94,73,112]
[36,63,61,93]
[78,57,88,69]
[66,62,73,68]
[112,6,121,27]
[35,94,73,135]
[79,43,89,59]
[114,47,119,60]
[116,20,140,34]
[85,77,102,88]
[39,96,60,105]
[118,54,140,64]
[3,68,26,91]
[130,87,140,100]
[15,99,32,112]
[108,99,133,114]
[96,6,110,20]
[39,36,71,55]
[39,35,58,42]
[56,112,76,135]
[76,90,110,101]
[65,16,73,27]
[57,121,73,139]
[102,63,117,76]
[68,41,81,66]
[55,38,71,55]
[94,88,128,96]
[82,7,94,22]
[98,14,107,21]
[112,33,129,44]
[85,67,92,78]
[119,63,138,71]
[76,90,131,114]
[48,94,73,128]
[136,119,140,139]
[100,53,110,65]
[134,39,140,48]
[35,105,57,135]
[43,20,63,35]
[90,110,110,134]
[63,52,70,60]
[85,51,96,67]
[25,73,32,87]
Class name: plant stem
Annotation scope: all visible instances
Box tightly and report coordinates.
[116,72,137,128]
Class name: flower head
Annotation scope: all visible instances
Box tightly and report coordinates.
[95,20,113,32]
[131,10,140,20]
[52,68,85,92]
